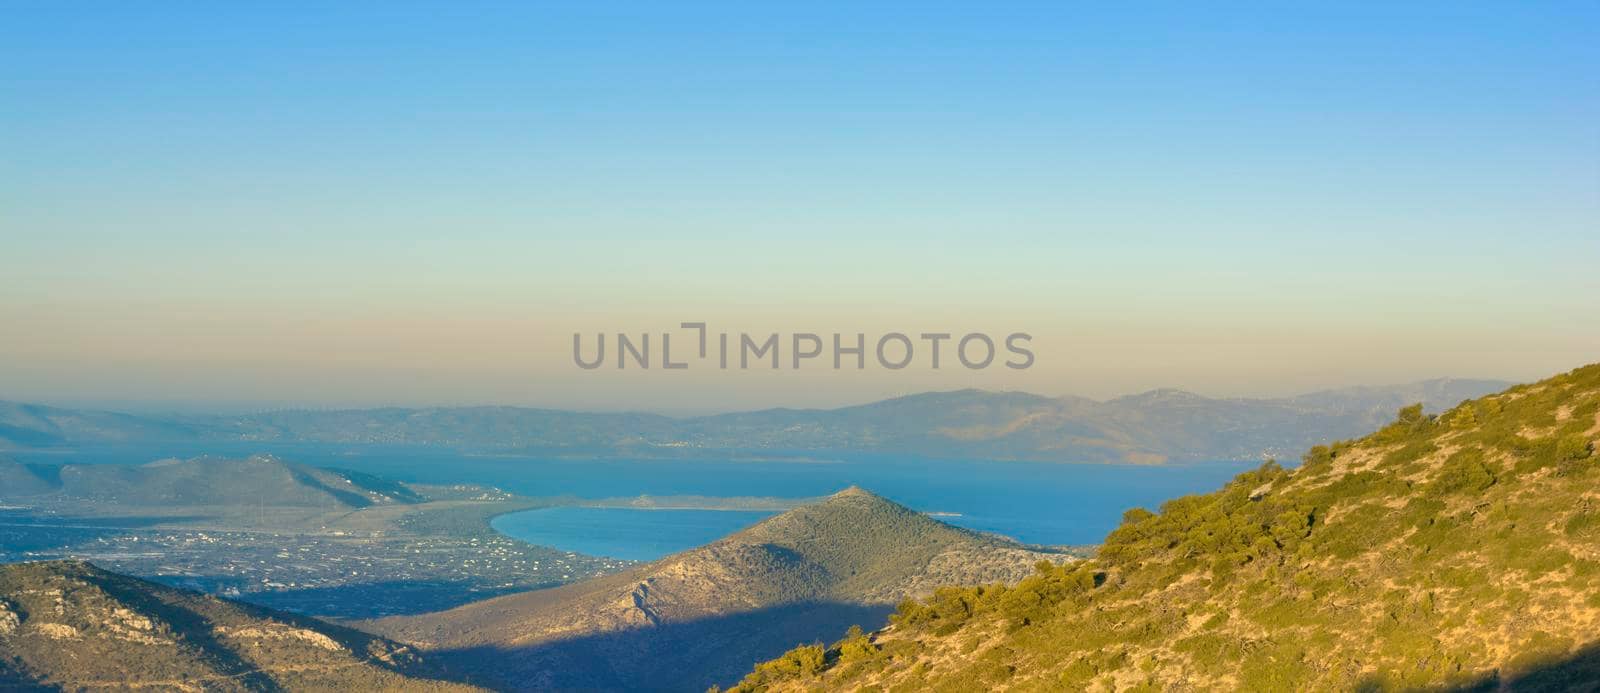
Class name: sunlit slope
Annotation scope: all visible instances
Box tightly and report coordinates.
[0,561,478,691]
[735,363,1600,691]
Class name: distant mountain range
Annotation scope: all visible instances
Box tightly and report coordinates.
[0,560,476,690]
[365,488,1060,691]
[0,378,1511,463]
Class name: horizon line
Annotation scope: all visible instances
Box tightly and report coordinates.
[2,374,1520,420]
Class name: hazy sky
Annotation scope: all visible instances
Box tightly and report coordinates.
[2,3,1597,414]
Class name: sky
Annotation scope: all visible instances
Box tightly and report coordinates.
[2,2,1597,414]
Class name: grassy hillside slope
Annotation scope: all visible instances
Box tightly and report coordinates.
[365,488,1062,691]
[734,363,1600,692]
[0,560,478,691]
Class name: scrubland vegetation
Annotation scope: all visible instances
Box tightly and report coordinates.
[731,363,1600,692]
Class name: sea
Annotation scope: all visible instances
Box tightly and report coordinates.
[8,443,1263,561]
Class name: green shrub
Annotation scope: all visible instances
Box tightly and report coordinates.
[1556,434,1593,461]
[1430,449,1497,496]
[759,644,825,678]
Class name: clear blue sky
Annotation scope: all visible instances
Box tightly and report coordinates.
[2,3,1597,412]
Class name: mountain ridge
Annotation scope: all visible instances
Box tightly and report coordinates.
[0,453,424,509]
[0,560,478,691]
[363,487,1064,691]
[0,378,1512,464]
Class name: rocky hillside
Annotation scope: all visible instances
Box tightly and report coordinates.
[734,364,1600,691]
[0,560,477,691]
[365,488,1062,691]
[0,454,424,508]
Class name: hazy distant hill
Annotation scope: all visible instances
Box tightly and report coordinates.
[0,560,477,691]
[0,454,424,508]
[0,378,1511,463]
[364,488,1060,691]
[732,365,1600,691]
[0,401,217,448]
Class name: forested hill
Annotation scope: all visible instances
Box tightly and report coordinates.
[733,363,1600,691]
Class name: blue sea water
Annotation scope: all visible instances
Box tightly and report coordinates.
[11,443,1262,558]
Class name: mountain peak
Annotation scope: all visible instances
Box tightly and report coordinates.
[367,486,1061,691]
[1112,387,1209,404]
[741,486,931,547]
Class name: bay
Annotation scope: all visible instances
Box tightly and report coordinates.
[12,443,1263,553]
